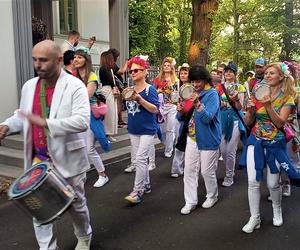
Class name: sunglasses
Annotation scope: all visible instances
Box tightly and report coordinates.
[129,69,144,74]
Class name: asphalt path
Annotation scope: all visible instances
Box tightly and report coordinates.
[1,149,300,250]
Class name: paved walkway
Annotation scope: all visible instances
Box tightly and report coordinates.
[1,149,300,249]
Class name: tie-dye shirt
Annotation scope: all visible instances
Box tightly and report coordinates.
[252,91,295,140]
[153,77,179,104]
[87,72,98,106]
[215,82,246,104]
[215,82,246,120]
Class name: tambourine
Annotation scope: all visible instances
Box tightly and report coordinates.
[179,84,195,100]
[122,87,135,100]
[226,84,237,96]
[170,91,180,104]
[252,84,270,101]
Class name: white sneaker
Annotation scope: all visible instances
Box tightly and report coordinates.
[202,197,218,208]
[108,136,117,142]
[164,152,172,158]
[180,204,196,215]
[222,177,234,187]
[242,217,261,233]
[273,207,283,227]
[282,184,291,197]
[124,164,136,173]
[93,175,109,188]
[75,236,91,250]
[148,160,156,171]
[171,173,179,178]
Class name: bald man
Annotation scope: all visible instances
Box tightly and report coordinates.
[0,40,92,250]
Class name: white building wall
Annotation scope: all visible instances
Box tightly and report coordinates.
[53,0,110,65]
[0,0,19,121]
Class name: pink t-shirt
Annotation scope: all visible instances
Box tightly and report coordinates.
[32,80,55,161]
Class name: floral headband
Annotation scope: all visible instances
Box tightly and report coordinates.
[280,62,290,78]
[128,55,150,69]
[76,46,90,55]
[163,57,176,67]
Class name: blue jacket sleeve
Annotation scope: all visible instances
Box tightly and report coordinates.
[176,112,185,122]
[195,91,220,124]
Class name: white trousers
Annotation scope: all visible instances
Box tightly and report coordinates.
[171,148,185,175]
[183,137,219,206]
[160,104,177,156]
[101,85,118,135]
[246,145,281,218]
[130,134,154,192]
[220,121,240,179]
[148,143,155,162]
[87,127,105,173]
[33,173,92,250]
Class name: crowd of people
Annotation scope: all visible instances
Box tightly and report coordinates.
[0,29,300,249]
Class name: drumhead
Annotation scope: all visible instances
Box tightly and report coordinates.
[180,85,194,100]
[171,91,179,103]
[253,84,270,101]
[8,162,49,198]
[122,87,135,100]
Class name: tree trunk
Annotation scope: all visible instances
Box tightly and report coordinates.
[188,0,218,66]
[280,0,294,61]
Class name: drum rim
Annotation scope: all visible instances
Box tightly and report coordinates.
[8,162,51,199]
[34,196,75,225]
[122,87,135,99]
[179,84,194,99]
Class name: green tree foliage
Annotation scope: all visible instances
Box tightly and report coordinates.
[210,0,300,74]
[129,0,192,66]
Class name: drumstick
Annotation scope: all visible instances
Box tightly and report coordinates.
[246,86,251,99]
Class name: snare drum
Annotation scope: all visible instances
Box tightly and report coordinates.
[122,87,135,100]
[8,162,75,225]
[252,84,270,101]
[179,84,195,100]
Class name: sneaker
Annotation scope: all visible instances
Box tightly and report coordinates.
[164,152,172,158]
[273,207,283,227]
[75,236,92,250]
[93,175,109,188]
[143,184,151,194]
[125,192,143,204]
[242,216,261,233]
[148,160,156,171]
[222,177,234,187]
[108,136,117,142]
[171,173,179,178]
[219,155,223,161]
[282,184,291,197]
[180,204,196,215]
[202,197,218,208]
[124,164,136,173]
[267,195,272,201]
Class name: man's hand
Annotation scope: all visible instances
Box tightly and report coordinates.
[0,125,9,140]
[19,111,47,128]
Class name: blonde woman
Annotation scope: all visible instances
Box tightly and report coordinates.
[241,63,300,233]
[153,57,179,157]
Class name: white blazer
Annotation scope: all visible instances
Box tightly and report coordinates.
[2,70,91,178]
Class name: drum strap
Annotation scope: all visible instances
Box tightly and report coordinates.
[40,80,50,136]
